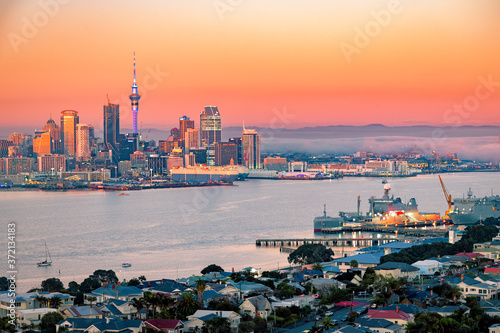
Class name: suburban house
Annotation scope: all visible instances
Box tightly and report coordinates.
[206,283,241,302]
[56,317,144,333]
[61,305,103,319]
[201,290,226,308]
[239,295,272,319]
[0,291,75,317]
[185,310,241,333]
[373,262,420,280]
[366,309,413,327]
[229,281,272,297]
[143,319,184,333]
[457,280,496,300]
[271,294,314,309]
[87,284,143,302]
[426,305,470,317]
[323,265,341,279]
[16,308,58,326]
[411,260,441,276]
[99,298,137,320]
[354,317,404,333]
[332,252,384,272]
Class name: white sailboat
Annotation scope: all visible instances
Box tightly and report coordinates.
[37,243,52,267]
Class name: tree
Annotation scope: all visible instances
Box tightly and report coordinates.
[131,297,145,319]
[312,262,323,271]
[0,277,9,291]
[201,264,224,275]
[67,281,80,294]
[89,269,118,284]
[350,260,358,268]
[35,295,49,308]
[79,277,101,293]
[40,312,64,333]
[138,275,147,282]
[238,321,255,333]
[128,278,140,286]
[49,296,62,309]
[177,292,199,319]
[41,278,64,292]
[202,316,231,333]
[322,315,335,330]
[196,279,207,308]
[287,244,334,265]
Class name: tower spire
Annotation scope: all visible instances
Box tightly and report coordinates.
[133,52,137,87]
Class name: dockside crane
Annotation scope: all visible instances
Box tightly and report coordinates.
[439,175,453,219]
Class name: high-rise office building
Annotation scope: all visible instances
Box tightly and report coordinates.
[242,126,261,169]
[179,115,195,142]
[104,102,119,149]
[33,132,51,157]
[76,124,91,161]
[228,137,243,165]
[129,53,141,134]
[60,110,79,156]
[8,133,23,146]
[42,118,62,154]
[38,154,66,172]
[185,128,199,150]
[200,106,221,166]
[215,141,238,166]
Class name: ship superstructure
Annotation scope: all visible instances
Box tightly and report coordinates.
[448,188,500,225]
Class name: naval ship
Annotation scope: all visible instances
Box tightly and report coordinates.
[448,188,500,225]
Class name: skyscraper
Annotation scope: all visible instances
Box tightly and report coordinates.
[129,52,141,134]
[76,124,90,161]
[185,128,199,150]
[179,115,195,142]
[242,126,261,169]
[103,101,120,150]
[200,106,221,166]
[60,110,79,156]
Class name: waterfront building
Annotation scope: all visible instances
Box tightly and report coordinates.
[130,150,147,167]
[242,126,261,169]
[148,154,164,176]
[185,153,196,167]
[228,137,243,165]
[129,53,141,134]
[179,115,195,142]
[166,156,184,172]
[200,106,221,165]
[118,160,132,176]
[103,101,120,154]
[0,140,13,157]
[60,110,79,156]
[215,141,238,166]
[38,154,66,172]
[5,157,34,174]
[185,127,199,150]
[8,132,23,146]
[263,156,287,171]
[76,124,91,161]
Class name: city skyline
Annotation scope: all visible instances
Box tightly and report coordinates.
[1,1,500,130]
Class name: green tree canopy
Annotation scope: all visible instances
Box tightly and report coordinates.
[40,312,64,333]
[127,278,140,286]
[41,278,64,292]
[287,244,334,265]
[350,260,358,268]
[89,269,118,284]
[0,277,10,291]
[201,264,224,275]
[202,316,231,333]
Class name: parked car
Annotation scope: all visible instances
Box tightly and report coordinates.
[341,315,348,321]
[325,311,334,316]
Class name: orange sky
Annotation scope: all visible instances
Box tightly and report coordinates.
[1,0,500,132]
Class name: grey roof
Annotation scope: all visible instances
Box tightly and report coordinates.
[334,252,384,264]
[426,305,470,314]
[59,318,142,331]
[335,326,372,333]
[479,299,500,308]
[382,304,424,314]
[242,295,270,310]
[374,262,418,272]
[354,317,394,328]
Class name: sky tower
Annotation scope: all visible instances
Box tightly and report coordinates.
[129,52,141,134]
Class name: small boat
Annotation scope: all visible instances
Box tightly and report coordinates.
[37,243,52,267]
[118,193,129,196]
[382,178,388,184]
[122,263,131,268]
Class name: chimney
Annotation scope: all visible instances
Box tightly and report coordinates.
[148,281,151,287]
[430,290,433,296]
[438,255,441,259]
[396,306,399,313]
[106,316,110,324]
[112,284,115,290]
[461,274,464,281]
[232,267,234,273]
[118,281,121,286]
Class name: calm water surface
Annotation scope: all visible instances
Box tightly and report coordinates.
[1,172,499,291]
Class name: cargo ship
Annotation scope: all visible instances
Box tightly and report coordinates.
[170,166,246,183]
[448,188,500,225]
[314,184,440,232]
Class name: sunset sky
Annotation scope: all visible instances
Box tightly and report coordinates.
[1,0,500,132]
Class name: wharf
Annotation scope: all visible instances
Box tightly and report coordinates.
[256,236,399,248]
[326,225,448,237]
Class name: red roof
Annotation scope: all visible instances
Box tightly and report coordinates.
[485,267,500,274]
[454,253,483,258]
[335,301,365,307]
[144,319,182,330]
[367,309,411,321]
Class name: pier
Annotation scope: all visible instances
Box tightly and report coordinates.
[256,236,398,248]
[326,225,448,237]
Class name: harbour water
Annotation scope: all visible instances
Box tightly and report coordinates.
[1,172,499,292]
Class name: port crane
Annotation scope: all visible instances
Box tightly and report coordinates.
[438,175,453,219]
